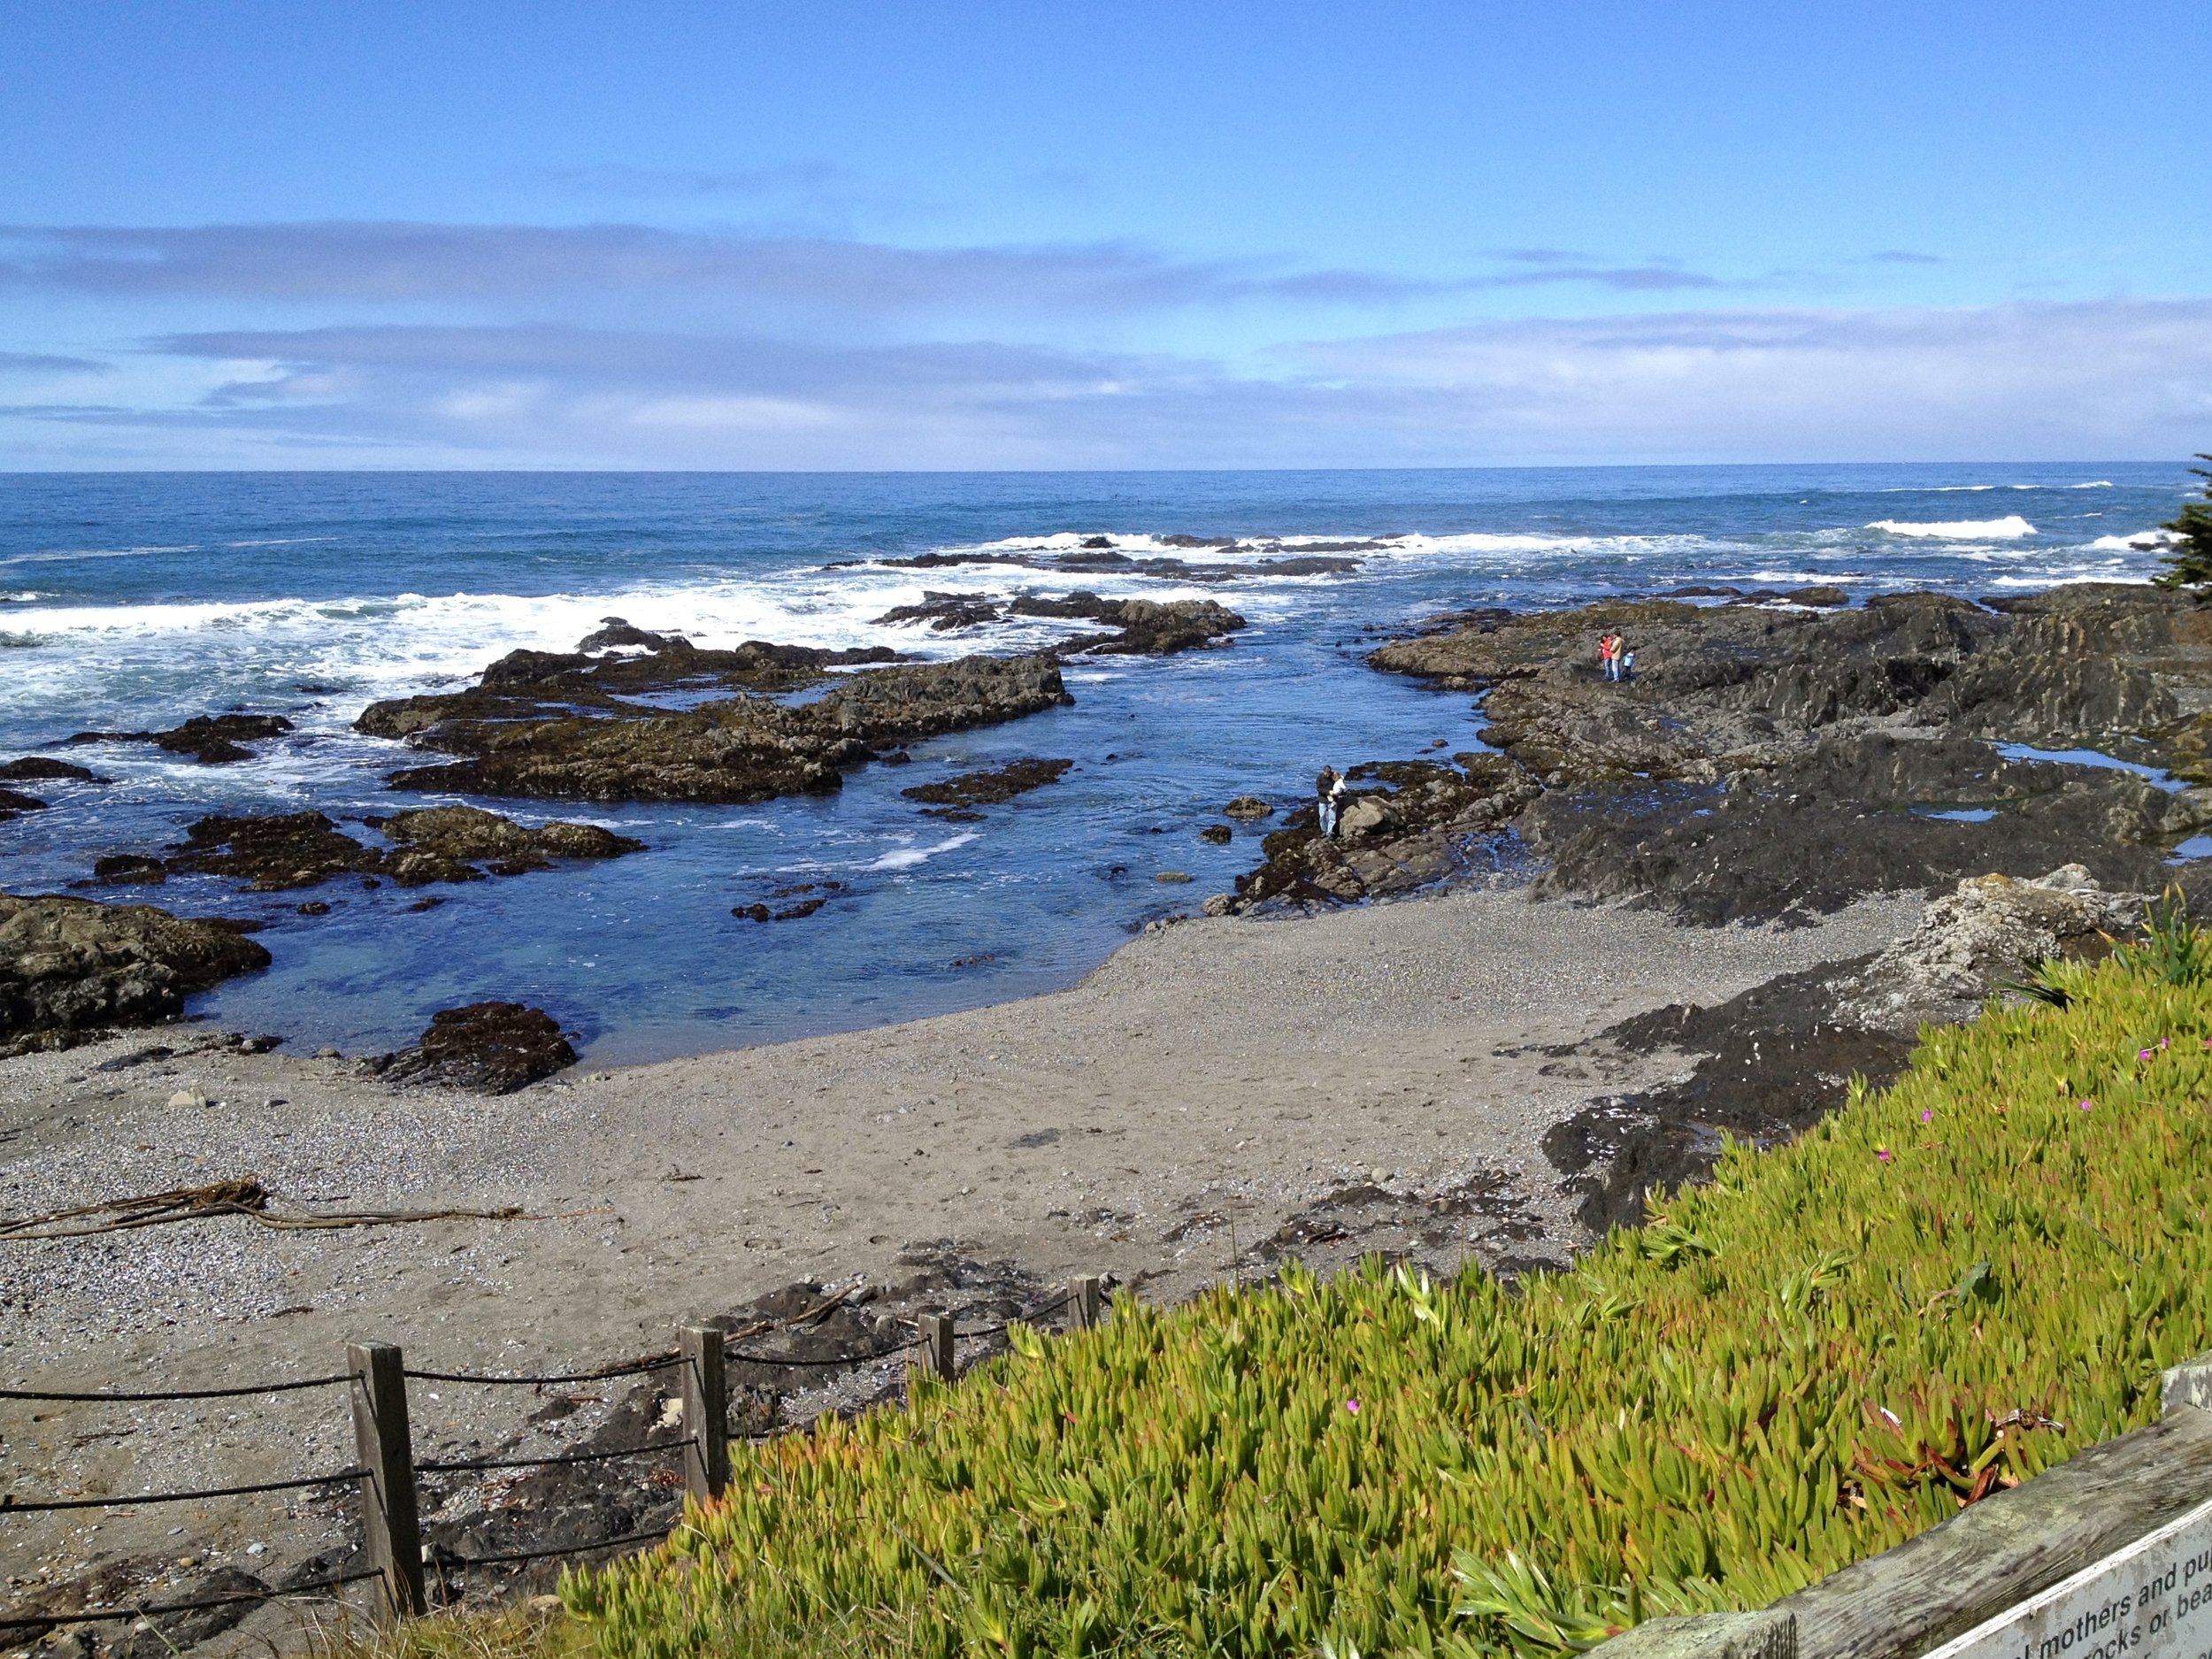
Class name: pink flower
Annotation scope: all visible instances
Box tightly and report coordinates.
[1345,1399,1362,1415]
[2139,1048,2155,1062]
[1876,1147,1893,1163]
[2161,1038,2171,1050]
[2079,1100,2094,1111]
[1920,1110,1933,1124]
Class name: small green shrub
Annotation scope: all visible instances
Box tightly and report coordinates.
[565,947,2212,1659]
[2154,455,2212,592]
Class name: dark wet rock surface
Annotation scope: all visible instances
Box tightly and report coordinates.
[1283,583,2212,927]
[368,1001,577,1094]
[834,544,1366,584]
[356,620,1072,806]
[902,757,1073,814]
[872,589,1246,655]
[0,787,50,821]
[127,805,644,895]
[65,714,293,766]
[1519,731,2206,925]
[1543,958,1916,1233]
[2,757,104,783]
[734,879,850,923]
[1235,754,1542,910]
[0,893,271,1053]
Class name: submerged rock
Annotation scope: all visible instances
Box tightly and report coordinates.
[0,787,49,821]
[67,713,293,765]
[0,893,270,1052]
[371,1001,576,1094]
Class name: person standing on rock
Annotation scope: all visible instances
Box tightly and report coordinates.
[1316,765,1340,837]
[1598,633,1618,681]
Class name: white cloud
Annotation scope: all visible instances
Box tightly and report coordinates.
[6,298,2209,468]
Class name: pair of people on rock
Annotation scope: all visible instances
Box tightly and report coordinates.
[1599,632,1634,683]
[1316,765,1350,837]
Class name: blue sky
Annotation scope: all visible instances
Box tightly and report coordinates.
[3,1,2208,468]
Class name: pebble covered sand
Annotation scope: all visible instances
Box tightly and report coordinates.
[0,883,1922,1640]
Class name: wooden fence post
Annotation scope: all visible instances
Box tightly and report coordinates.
[915,1314,956,1380]
[679,1325,729,1502]
[1067,1275,1103,1333]
[347,1341,425,1622]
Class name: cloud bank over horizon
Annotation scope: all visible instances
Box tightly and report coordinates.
[1,219,2205,470]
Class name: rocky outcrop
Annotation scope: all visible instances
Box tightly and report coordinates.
[67,714,293,765]
[116,806,645,894]
[901,758,1073,816]
[837,546,1364,583]
[1520,730,2209,925]
[872,590,1246,655]
[1839,865,2142,1027]
[1,757,102,783]
[1233,755,1542,910]
[368,1002,576,1093]
[370,804,646,883]
[0,893,270,1052]
[0,787,48,822]
[166,811,387,891]
[1342,585,2212,925]
[357,622,1073,805]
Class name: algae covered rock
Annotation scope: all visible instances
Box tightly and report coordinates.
[371,1001,576,1094]
[0,892,270,1050]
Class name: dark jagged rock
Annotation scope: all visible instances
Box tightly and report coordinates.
[1223,795,1273,818]
[868,589,1245,654]
[1012,593,1246,655]
[873,591,1009,632]
[360,644,1071,806]
[369,804,646,884]
[1543,958,1916,1231]
[576,615,692,652]
[834,548,1362,583]
[142,806,646,893]
[0,787,48,821]
[1,756,103,782]
[67,713,293,765]
[0,893,271,1052]
[902,757,1073,810]
[1233,754,1543,910]
[92,853,167,886]
[371,1001,575,1094]
[1346,583,2212,925]
[1520,730,2209,926]
[167,811,384,892]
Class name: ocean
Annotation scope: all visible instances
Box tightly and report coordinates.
[0,464,2188,1064]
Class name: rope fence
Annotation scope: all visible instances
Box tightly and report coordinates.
[0,1271,1110,1633]
[0,1568,384,1634]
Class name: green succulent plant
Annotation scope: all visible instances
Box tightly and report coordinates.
[554,933,2212,1659]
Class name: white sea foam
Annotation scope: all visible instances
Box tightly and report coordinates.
[1880,482,2109,492]
[0,545,197,566]
[860,833,979,872]
[2089,530,2177,552]
[1866,516,2037,540]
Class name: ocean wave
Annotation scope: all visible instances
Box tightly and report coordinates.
[860,832,979,872]
[1866,516,2036,541]
[1879,482,2110,492]
[2088,530,2177,551]
[0,544,198,566]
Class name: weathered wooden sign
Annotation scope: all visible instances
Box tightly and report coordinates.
[1918,1493,2212,1659]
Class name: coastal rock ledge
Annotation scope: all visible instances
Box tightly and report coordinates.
[0,893,270,1054]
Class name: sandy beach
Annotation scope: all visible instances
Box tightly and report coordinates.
[0,880,1919,1623]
